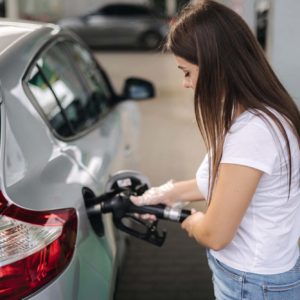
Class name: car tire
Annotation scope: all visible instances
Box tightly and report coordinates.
[140,31,163,50]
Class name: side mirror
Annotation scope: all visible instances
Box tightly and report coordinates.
[122,77,155,100]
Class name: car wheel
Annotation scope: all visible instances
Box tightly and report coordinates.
[140,31,163,50]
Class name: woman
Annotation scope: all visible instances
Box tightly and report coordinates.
[132,1,300,300]
[131,0,300,299]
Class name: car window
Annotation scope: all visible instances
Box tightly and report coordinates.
[27,41,111,138]
[64,41,111,119]
[100,4,152,17]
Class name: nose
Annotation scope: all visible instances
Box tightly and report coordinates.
[183,78,193,89]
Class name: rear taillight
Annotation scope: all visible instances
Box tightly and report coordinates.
[0,192,77,300]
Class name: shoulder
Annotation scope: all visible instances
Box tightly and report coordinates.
[222,107,299,174]
[226,110,273,142]
[222,108,291,174]
[229,108,294,142]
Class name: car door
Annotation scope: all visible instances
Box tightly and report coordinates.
[61,40,140,174]
[24,37,140,296]
[0,96,113,300]
[26,36,139,241]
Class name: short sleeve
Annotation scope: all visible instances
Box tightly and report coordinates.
[221,121,279,174]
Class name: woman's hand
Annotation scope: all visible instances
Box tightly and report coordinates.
[130,179,204,222]
[130,180,176,207]
[181,209,204,238]
[130,180,175,221]
[131,178,204,207]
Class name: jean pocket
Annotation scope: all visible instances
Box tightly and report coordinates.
[263,278,300,300]
[213,257,243,282]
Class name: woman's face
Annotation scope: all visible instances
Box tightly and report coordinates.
[175,56,199,90]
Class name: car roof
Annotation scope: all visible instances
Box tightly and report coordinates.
[101,3,150,8]
[0,18,63,86]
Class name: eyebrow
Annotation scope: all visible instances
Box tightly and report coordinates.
[178,65,187,71]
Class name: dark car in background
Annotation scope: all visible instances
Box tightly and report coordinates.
[0,0,5,17]
[58,3,169,50]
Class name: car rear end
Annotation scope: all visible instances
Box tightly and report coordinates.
[0,191,77,299]
[0,20,119,300]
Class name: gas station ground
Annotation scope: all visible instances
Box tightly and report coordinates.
[115,220,214,300]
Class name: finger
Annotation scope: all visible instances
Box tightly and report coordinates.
[132,213,157,221]
[149,214,157,221]
[141,214,157,221]
[133,213,141,219]
[130,195,144,206]
[191,208,197,214]
[188,232,193,238]
[181,220,187,230]
[141,214,150,220]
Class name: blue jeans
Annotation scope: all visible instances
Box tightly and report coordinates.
[207,250,300,300]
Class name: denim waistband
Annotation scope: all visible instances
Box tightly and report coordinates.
[206,250,300,300]
[207,249,300,285]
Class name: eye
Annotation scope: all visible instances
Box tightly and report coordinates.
[184,71,190,78]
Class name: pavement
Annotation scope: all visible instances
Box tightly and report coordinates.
[95,51,214,300]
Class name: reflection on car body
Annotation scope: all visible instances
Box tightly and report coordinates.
[0,19,154,300]
[58,3,170,50]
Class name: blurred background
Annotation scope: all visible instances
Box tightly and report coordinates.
[2,0,299,108]
[1,0,299,299]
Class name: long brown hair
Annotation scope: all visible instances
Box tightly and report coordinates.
[166,0,300,201]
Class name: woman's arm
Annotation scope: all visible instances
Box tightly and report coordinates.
[181,163,263,250]
[131,178,205,207]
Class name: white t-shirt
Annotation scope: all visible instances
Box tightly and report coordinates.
[196,109,300,274]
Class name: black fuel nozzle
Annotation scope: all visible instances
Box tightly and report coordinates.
[98,193,166,246]
[83,170,191,246]
[95,192,191,246]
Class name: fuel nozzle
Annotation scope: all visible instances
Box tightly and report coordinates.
[84,170,191,246]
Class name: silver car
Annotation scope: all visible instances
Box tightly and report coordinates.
[58,3,169,50]
[0,19,154,300]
